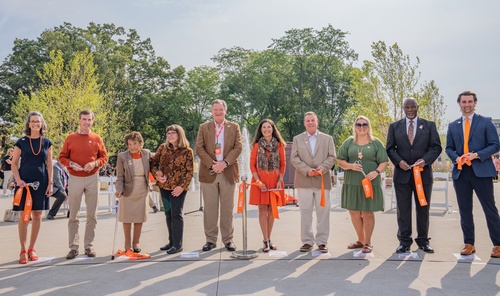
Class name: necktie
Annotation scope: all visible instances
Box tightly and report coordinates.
[464,117,471,166]
[408,120,414,145]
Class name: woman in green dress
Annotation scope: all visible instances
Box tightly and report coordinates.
[337,116,388,253]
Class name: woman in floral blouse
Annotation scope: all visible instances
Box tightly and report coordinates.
[151,124,194,254]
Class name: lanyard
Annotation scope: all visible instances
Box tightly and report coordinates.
[215,121,225,143]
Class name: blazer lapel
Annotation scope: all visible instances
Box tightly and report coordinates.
[314,132,323,156]
[469,114,478,142]
[207,121,216,156]
[302,133,313,157]
[125,152,134,176]
[413,119,423,143]
[454,118,464,143]
[141,149,149,176]
[398,119,410,145]
[223,121,232,155]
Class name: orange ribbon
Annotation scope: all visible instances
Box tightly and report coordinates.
[237,181,263,213]
[361,177,373,198]
[456,154,472,170]
[413,166,428,206]
[114,249,152,260]
[268,186,284,219]
[309,170,326,207]
[13,187,32,222]
[148,172,156,183]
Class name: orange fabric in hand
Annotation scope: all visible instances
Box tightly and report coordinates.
[413,166,428,206]
[309,170,326,207]
[13,187,32,222]
[361,177,373,198]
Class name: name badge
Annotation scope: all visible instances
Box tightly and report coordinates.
[215,143,222,155]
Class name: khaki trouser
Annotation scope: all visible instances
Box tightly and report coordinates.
[68,173,99,250]
[297,187,331,246]
[201,173,236,245]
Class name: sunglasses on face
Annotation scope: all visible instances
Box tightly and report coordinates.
[355,123,369,128]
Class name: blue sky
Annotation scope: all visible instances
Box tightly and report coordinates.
[1,0,499,122]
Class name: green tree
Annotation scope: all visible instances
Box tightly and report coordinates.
[414,80,447,132]
[370,41,420,121]
[11,50,108,155]
[267,25,358,140]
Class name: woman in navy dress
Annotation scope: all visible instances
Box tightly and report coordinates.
[11,111,53,264]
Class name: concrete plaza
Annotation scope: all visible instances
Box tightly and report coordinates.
[0,180,499,295]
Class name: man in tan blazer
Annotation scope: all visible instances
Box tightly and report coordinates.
[291,111,336,253]
[196,99,242,252]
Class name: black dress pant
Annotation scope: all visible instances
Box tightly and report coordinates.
[48,190,67,217]
[395,179,432,247]
[160,188,187,248]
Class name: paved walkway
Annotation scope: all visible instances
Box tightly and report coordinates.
[0,181,499,295]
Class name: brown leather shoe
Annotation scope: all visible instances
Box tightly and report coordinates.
[460,244,475,255]
[491,246,500,258]
[66,249,79,259]
[300,244,313,252]
[85,248,96,257]
[318,244,328,253]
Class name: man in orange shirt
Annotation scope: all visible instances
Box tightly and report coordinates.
[59,110,108,259]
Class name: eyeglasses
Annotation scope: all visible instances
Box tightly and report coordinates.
[355,123,369,128]
[166,131,177,136]
[30,121,41,124]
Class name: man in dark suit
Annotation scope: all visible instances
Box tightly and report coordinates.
[196,99,242,252]
[445,90,500,258]
[387,98,442,253]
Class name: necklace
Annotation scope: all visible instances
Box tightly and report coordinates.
[357,147,363,160]
[29,136,42,156]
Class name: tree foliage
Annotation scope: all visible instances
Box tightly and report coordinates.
[1,23,447,163]
[12,50,107,155]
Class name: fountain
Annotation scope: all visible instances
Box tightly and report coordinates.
[238,126,252,180]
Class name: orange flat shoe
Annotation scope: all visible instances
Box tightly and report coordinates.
[19,250,28,264]
[27,248,39,261]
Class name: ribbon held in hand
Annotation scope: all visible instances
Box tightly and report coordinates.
[309,170,326,207]
[413,166,428,206]
[361,177,373,198]
[456,154,472,170]
[13,187,33,222]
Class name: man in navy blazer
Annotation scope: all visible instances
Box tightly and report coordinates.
[445,90,500,258]
[387,98,442,254]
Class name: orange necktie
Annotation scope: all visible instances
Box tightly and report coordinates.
[463,117,471,166]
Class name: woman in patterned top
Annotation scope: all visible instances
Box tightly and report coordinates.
[151,124,194,254]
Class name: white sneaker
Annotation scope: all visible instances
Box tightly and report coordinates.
[3,193,8,197]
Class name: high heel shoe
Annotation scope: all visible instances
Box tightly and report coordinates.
[27,248,39,261]
[19,250,28,264]
[263,241,270,253]
[268,240,277,251]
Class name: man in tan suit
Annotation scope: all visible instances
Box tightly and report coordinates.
[291,111,336,253]
[196,99,242,252]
